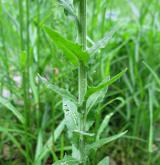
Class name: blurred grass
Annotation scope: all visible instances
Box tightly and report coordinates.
[0,0,160,164]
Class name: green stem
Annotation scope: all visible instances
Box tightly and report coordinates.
[78,0,87,164]
[78,0,87,105]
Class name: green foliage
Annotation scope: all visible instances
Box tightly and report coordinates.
[39,75,77,104]
[53,156,79,165]
[98,157,109,165]
[0,97,25,124]
[62,98,80,134]
[0,0,160,164]
[86,131,127,152]
[44,26,89,66]
[87,68,127,96]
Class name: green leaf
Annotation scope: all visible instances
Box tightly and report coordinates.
[72,144,81,162]
[35,130,43,161]
[86,131,127,152]
[148,88,154,153]
[98,157,109,165]
[88,26,120,55]
[58,0,76,17]
[87,68,127,96]
[44,26,89,65]
[2,131,27,159]
[73,130,95,137]
[96,113,114,141]
[0,97,25,124]
[29,68,38,104]
[63,98,80,134]
[54,119,66,141]
[53,156,79,165]
[35,120,65,163]
[39,75,77,104]
[143,61,160,86]
[86,77,110,114]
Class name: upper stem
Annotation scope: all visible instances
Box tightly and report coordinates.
[78,0,87,106]
[78,0,87,164]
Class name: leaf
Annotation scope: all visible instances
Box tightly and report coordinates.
[87,26,120,55]
[29,68,38,103]
[35,130,43,161]
[73,130,95,137]
[98,157,109,165]
[4,132,27,159]
[63,98,80,134]
[39,75,77,104]
[128,0,140,18]
[44,26,89,65]
[54,119,66,141]
[0,97,25,124]
[72,144,81,162]
[58,0,80,32]
[58,0,76,18]
[87,68,127,96]
[96,113,114,141]
[143,61,160,86]
[53,156,79,165]
[86,131,127,152]
[148,88,153,153]
[35,120,65,163]
[86,76,110,114]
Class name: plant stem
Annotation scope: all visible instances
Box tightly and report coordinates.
[78,0,87,163]
[78,0,87,105]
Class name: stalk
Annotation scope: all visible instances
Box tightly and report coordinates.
[78,0,87,163]
[78,0,87,105]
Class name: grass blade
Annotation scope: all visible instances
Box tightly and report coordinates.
[0,97,25,124]
[143,61,160,86]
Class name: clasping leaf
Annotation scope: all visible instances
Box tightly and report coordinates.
[87,68,127,96]
[63,98,80,134]
[44,26,89,66]
[86,131,127,152]
[39,75,77,104]
[53,156,79,165]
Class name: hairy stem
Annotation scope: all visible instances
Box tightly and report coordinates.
[78,0,87,163]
